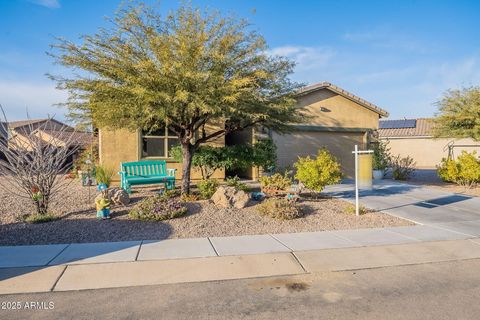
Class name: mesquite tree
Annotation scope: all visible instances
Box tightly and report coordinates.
[49,2,303,194]
[0,110,80,215]
[434,86,480,140]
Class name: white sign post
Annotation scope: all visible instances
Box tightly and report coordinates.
[352,145,373,216]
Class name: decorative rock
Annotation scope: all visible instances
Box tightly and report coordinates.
[107,187,119,199]
[211,186,249,209]
[111,189,130,206]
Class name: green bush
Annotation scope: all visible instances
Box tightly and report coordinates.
[259,172,293,192]
[390,155,416,180]
[257,198,304,220]
[345,204,367,215]
[171,139,277,179]
[225,176,251,192]
[437,151,480,187]
[171,145,226,180]
[129,195,187,221]
[294,148,342,193]
[95,165,115,186]
[23,213,59,224]
[372,140,391,171]
[252,139,277,171]
[197,178,219,199]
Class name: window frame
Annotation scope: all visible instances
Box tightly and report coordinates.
[141,127,179,159]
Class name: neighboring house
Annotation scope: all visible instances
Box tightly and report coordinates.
[378,118,480,168]
[0,119,94,165]
[99,81,388,181]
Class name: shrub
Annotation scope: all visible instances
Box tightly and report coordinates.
[180,192,200,202]
[129,195,187,221]
[171,139,277,179]
[345,204,367,215]
[72,143,99,176]
[372,140,391,171]
[197,178,219,199]
[390,155,416,180]
[294,148,342,193]
[257,198,304,220]
[225,176,251,192]
[437,158,458,183]
[259,172,293,192]
[252,139,277,171]
[23,213,59,224]
[95,165,115,186]
[437,151,480,187]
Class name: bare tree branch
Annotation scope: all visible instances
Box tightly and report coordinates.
[0,105,81,215]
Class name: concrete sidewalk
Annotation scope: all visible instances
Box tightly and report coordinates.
[0,224,474,270]
[2,238,480,294]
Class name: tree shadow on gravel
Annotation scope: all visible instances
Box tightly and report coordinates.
[0,218,173,246]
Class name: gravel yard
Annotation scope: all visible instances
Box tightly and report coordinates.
[0,178,412,245]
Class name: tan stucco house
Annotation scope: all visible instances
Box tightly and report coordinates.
[379,118,480,168]
[99,82,389,182]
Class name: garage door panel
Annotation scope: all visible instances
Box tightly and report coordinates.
[273,131,365,178]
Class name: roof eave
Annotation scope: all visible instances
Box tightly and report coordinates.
[295,82,389,118]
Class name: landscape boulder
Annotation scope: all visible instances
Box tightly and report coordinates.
[211,186,249,209]
[111,189,130,206]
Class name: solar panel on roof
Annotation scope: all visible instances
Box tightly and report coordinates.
[379,119,416,129]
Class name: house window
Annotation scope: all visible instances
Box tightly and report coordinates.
[142,126,179,158]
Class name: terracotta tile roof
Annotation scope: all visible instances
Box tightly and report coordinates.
[378,118,435,137]
[8,119,48,128]
[296,82,389,117]
[38,129,95,146]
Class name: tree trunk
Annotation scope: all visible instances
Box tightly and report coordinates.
[181,142,194,194]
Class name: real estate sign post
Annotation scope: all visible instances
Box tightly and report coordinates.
[353,145,373,216]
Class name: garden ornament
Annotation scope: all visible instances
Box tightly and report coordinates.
[251,191,265,201]
[95,183,111,219]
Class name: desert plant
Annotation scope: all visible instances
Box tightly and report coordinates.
[129,194,187,221]
[72,142,99,175]
[294,148,342,193]
[95,165,115,186]
[225,176,251,192]
[23,213,59,224]
[259,172,293,192]
[390,155,416,180]
[437,151,480,187]
[180,192,200,202]
[345,204,368,215]
[252,139,277,171]
[197,178,219,199]
[257,198,304,220]
[0,110,80,215]
[371,140,391,171]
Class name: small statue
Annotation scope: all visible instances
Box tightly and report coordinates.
[95,183,111,220]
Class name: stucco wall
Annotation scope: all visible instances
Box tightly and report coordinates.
[273,131,366,178]
[271,88,379,178]
[296,89,380,129]
[380,137,480,168]
[99,126,225,184]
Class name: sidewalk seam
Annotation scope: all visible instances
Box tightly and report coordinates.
[135,241,143,261]
[207,237,219,256]
[269,234,294,252]
[290,252,308,273]
[50,265,68,291]
[46,244,71,266]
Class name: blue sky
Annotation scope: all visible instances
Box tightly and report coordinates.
[1,0,479,121]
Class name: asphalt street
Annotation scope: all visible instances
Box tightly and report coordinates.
[2,258,480,320]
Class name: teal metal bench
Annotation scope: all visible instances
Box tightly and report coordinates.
[119,160,176,193]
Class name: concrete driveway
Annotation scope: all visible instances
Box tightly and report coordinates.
[324,180,480,236]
